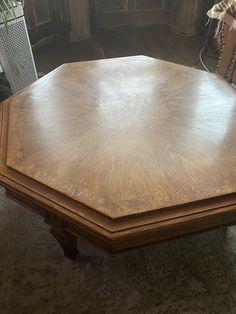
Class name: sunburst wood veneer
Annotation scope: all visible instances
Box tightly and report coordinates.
[0,56,236,259]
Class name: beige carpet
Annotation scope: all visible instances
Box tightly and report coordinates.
[0,186,236,314]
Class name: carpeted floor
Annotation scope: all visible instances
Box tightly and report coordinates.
[1,187,236,314]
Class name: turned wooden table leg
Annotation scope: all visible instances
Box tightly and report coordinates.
[50,226,78,260]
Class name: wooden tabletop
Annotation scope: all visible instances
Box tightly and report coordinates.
[5,55,236,216]
[1,56,236,254]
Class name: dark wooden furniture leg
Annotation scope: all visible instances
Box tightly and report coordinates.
[50,225,78,260]
[5,188,79,260]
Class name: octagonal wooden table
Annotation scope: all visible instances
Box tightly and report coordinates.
[0,56,236,259]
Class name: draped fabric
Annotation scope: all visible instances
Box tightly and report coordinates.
[207,0,236,30]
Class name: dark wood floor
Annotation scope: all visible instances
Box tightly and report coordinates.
[34,25,217,75]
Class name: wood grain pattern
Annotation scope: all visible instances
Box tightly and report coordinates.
[6,56,236,217]
[1,56,236,257]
